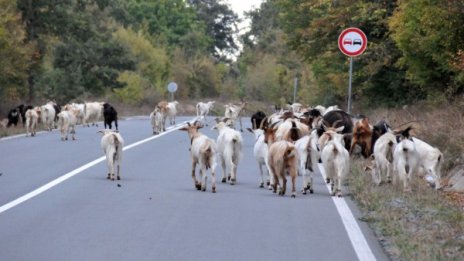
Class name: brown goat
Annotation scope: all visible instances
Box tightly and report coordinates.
[350,117,373,158]
[264,125,298,197]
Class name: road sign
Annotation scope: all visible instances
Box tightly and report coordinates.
[167,82,178,93]
[338,27,367,57]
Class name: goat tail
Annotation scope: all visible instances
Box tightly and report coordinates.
[285,146,297,159]
[387,140,394,163]
[202,145,213,169]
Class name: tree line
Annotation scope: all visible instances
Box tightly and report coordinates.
[1,0,463,114]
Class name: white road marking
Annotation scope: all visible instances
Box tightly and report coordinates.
[318,163,377,261]
[0,121,191,214]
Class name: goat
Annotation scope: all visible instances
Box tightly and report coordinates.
[224,102,246,132]
[40,101,56,131]
[318,110,353,151]
[275,119,310,143]
[179,122,217,192]
[63,103,85,125]
[213,119,243,185]
[247,127,271,188]
[167,101,179,125]
[98,129,124,181]
[267,140,298,197]
[263,124,298,197]
[25,107,39,137]
[372,132,397,185]
[149,107,163,135]
[350,117,373,158]
[103,103,118,130]
[321,129,350,197]
[286,102,303,113]
[12,104,32,126]
[84,102,104,127]
[196,101,215,126]
[156,101,169,132]
[295,129,320,194]
[412,137,443,189]
[6,107,20,127]
[57,109,79,141]
[393,127,420,192]
[250,110,266,130]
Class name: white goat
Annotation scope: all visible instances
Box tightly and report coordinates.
[213,120,243,185]
[167,101,179,125]
[196,101,215,126]
[224,102,246,132]
[84,102,103,127]
[247,127,271,188]
[57,109,78,141]
[149,107,164,135]
[275,118,310,142]
[321,130,350,197]
[295,129,320,194]
[64,103,85,125]
[393,128,420,191]
[98,129,124,181]
[412,137,443,189]
[41,101,56,131]
[25,107,39,137]
[179,122,217,192]
[372,132,397,185]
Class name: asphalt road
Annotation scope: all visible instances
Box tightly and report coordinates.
[0,116,390,261]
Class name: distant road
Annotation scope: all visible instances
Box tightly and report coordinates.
[0,116,389,261]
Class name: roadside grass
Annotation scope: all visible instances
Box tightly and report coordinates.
[349,159,464,260]
[348,102,464,261]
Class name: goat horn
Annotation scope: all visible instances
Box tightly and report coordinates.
[258,116,268,130]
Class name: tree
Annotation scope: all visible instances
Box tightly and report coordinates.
[389,0,464,100]
[0,0,32,109]
[188,0,240,61]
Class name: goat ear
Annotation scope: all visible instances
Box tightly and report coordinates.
[246,127,254,133]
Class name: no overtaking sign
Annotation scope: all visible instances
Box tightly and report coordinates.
[338,27,367,57]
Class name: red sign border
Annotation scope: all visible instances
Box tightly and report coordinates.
[338,27,367,57]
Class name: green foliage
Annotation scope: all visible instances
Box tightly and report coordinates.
[389,0,464,100]
[125,0,204,47]
[0,0,31,110]
[188,0,240,61]
[112,27,170,103]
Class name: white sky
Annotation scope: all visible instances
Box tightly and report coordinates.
[226,0,264,32]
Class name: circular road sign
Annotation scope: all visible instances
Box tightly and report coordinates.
[167,82,178,93]
[338,27,367,57]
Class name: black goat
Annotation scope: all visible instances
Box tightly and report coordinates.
[250,111,266,129]
[7,108,20,127]
[103,103,118,130]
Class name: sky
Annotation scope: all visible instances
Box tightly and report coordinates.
[226,0,264,33]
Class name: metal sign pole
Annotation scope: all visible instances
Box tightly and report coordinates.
[293,76,298,104]
[347,57,353,114]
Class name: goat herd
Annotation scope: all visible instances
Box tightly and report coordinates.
[2,100,443,198]
[178,101,443,198]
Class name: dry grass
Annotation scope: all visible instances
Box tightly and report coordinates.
[349,102,464,261]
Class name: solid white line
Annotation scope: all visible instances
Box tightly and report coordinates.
[318,163,377,261]
[0,120,191,215]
